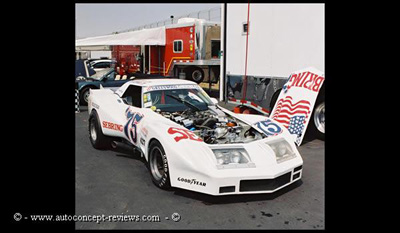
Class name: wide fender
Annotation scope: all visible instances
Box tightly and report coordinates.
[143,121,217,188]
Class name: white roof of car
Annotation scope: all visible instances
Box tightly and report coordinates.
[129,78,196,87]
[91,59,112,63]
[115,78,199,97]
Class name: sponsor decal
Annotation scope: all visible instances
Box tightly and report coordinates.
[177,177,206,187]
[283,71,324,94]
[140,137,145,146]
[102,121,123,132]
[140,127,148,138]
[167,127,203,142]
[143,93,151,103]
[144,101,153,108]
[92,102,100,109]
[146,84,200,92]
[124,107,144,144]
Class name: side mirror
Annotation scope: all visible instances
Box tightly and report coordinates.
[210,97,219,105]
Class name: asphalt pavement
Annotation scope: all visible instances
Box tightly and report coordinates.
[75,105,324,230]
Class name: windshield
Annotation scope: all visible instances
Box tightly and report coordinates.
[89,68,114,80]
[143,88,213,112]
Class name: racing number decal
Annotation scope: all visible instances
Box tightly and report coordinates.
[167,127,203,142]
[255,119,282,136]
[124,108,144,144]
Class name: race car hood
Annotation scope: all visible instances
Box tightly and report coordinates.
[143,109,300,179]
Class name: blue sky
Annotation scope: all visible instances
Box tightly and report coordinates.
[76,3,221,39]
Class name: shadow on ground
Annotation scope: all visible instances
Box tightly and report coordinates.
[108,145,304,205]
[172,180,303,205]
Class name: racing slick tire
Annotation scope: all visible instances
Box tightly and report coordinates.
[187,67,204,84]
[269,89,281,112]
[308,85,325,140]
[88,110,112,150]
[309,100,325,140]
[148,140,171,190]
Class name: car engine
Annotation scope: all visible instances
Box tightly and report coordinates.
[158,108,264,144]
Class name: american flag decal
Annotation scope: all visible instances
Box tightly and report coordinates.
[271,96,311,129]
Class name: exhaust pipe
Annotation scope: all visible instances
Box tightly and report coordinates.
[111,141,135,152]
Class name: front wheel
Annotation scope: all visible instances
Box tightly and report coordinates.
[310,101,325,140]
[148,140,171,189]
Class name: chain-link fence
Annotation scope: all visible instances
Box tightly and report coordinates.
[113,6,221,34]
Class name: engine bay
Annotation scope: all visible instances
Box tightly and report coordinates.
[157,108,264,144]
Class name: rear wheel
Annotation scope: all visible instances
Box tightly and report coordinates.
[148,140,171,189]
[88,111,111,149]
[310,101,325,140]
[308,84,325,140]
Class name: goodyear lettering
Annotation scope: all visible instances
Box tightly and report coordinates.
[177,177,206,187]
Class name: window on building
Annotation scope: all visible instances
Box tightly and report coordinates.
[242,22,250,35]
[173,40,183,53]
[211,40,220,59]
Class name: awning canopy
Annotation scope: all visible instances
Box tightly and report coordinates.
[75,26,166,47]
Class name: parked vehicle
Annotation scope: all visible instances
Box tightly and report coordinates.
[220,4,325,140]
[76,18,221,84]
[88,78,303,195]
[76,68,133,106]
[75,59,95,79]
[89,59,116,72]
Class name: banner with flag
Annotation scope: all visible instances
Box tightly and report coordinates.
[270,67,324,146]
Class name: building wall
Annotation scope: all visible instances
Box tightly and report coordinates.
[226,3,324,78]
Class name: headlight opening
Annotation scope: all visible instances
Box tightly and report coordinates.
[212,148,256,169]
[267,139,297,163]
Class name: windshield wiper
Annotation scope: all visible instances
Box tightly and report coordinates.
[166,94,201,111]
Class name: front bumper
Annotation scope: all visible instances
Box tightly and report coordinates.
[219,165,302,195]
[171,163,303,196]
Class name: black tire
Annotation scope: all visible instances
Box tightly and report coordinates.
[308,84,325,140]
[269,89,282,112]
[80,86,94,106]
[309,100,325,140]
[147,140,171,190]
[187,67,204,84]
[88,111,111,149]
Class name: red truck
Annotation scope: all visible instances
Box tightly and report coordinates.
[112,18,221,84]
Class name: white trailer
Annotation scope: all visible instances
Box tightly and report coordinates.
[219,3,325,138]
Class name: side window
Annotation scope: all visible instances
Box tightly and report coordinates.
[94,62,110,68]
[122,85,142,108]
[173,40,183,53]
[105,71,115,81]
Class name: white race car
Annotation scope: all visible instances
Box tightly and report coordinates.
[88,78,303,196]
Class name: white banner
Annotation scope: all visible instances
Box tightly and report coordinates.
[75,27,166,46]
[270,67,325,146]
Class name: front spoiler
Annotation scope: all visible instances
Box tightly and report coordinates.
[171,164,303,196]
